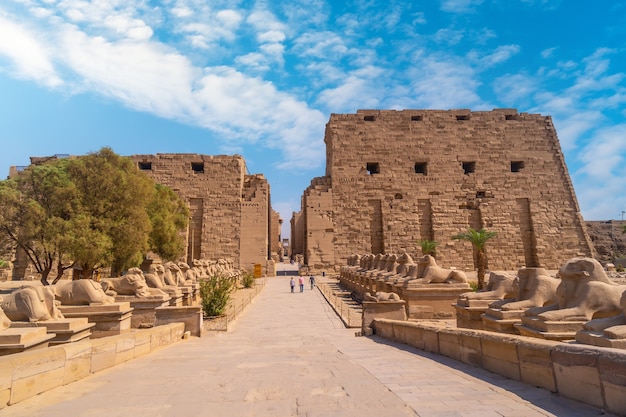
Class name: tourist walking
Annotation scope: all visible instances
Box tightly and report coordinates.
[290,277,295,293]
[298,275,304,292]
[309,275,315,289]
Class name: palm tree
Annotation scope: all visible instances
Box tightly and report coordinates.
[417,240,438,257]
[452,228,497,290]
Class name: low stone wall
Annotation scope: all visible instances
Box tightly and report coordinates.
[373,319,626,416]
[0,322,186,409]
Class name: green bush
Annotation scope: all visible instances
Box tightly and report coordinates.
[242,272,255,288]
[199,275,235,317]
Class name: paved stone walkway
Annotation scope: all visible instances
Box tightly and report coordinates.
[2,277,614,417]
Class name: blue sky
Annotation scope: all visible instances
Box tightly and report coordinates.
[1,0,625,238]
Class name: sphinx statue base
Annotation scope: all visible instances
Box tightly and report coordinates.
[515,316,585,341]
[402,283,471,320]
[114,294,171,328]
[481,307,525,334]
[59,302,133,338]
[454,298,508,330]
[10,317,95,345]
[0,327,56,356]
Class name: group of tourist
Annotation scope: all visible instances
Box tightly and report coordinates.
[290,275,315,293]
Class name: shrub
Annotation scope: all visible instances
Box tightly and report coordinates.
[242,272,255,288]
[199,275,235,317]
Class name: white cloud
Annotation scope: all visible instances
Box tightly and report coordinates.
[541,47,557,59]
[292,31,349,59]
[0,14,62,87]
[493,73,537,106]
[433,28,464,46]
[409,54,482,108]
[104,15,153,41]
[316,66,386,110]
[572,124,626,220]
[412,12,427,25]
[480,44,520,66]
[258,30,285,43]
[440,0,485,13]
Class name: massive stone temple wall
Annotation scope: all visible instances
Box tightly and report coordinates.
[294,109,594,271]
[130,153,273,272]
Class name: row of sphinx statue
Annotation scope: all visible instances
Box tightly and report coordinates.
[0,258,243,331]
[343,252,468,286]
[342,253,626,343]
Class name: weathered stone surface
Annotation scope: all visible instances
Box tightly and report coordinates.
[481,333,520,380]
[293,109,593,272]
[517,337,559,392]
[598,349,626,415]
[551,344,603,408]
[130,153,275,273]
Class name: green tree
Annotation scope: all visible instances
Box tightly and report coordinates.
[417,239,438,257]
[0,148,189,281]
[452,228,497,290]
[0,161,79,285]
[66,148,155,276]
[147,183,189,261]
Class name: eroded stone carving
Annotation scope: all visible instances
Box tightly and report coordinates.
[489,267,559,310]
[0,296,11,330]
[364,291,401,302]
[582,289,626,337]
[528,258,626,321]
[102,268,167,298]
[0,286,63,322]
[460,271,516,301]
[408,255,468,284]
[53,279,115,305]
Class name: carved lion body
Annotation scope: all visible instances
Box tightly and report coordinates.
[1,286,63,322]
[529,258,626,321]
[53,279,115,305]
[461,271,515,301]
[101,268,165,298]
[412,255,467,284]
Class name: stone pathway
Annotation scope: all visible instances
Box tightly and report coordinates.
[2,277,614,417]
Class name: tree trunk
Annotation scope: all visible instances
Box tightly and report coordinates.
[39,266,52,286]
[476,250,485,290]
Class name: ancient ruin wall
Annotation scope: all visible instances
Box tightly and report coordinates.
[317,109,593,271]
[131,154,269,270]
[240,174,271,270]
[270,209,283,261]
[290,210,304,260]
[302,177,334,269]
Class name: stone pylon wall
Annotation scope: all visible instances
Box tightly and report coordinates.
[131,153,271,271]
[295,109,594,272]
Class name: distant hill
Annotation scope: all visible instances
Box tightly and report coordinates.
[586,220,626,266]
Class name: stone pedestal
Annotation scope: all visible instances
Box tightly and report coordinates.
[0,327,56,356]
[155,306,203,337]
[481,308,525,334]
[114,294,171,328]
[362,300,406,334]
[515,316,585,341]
[160,287,183,306]
[575,330,626,349]
[190,283,200,305]
[454,299,493,330]
[401,283,471,319]
[59,302,133,338]
[179,287,193,306]
[10,318,95,345]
